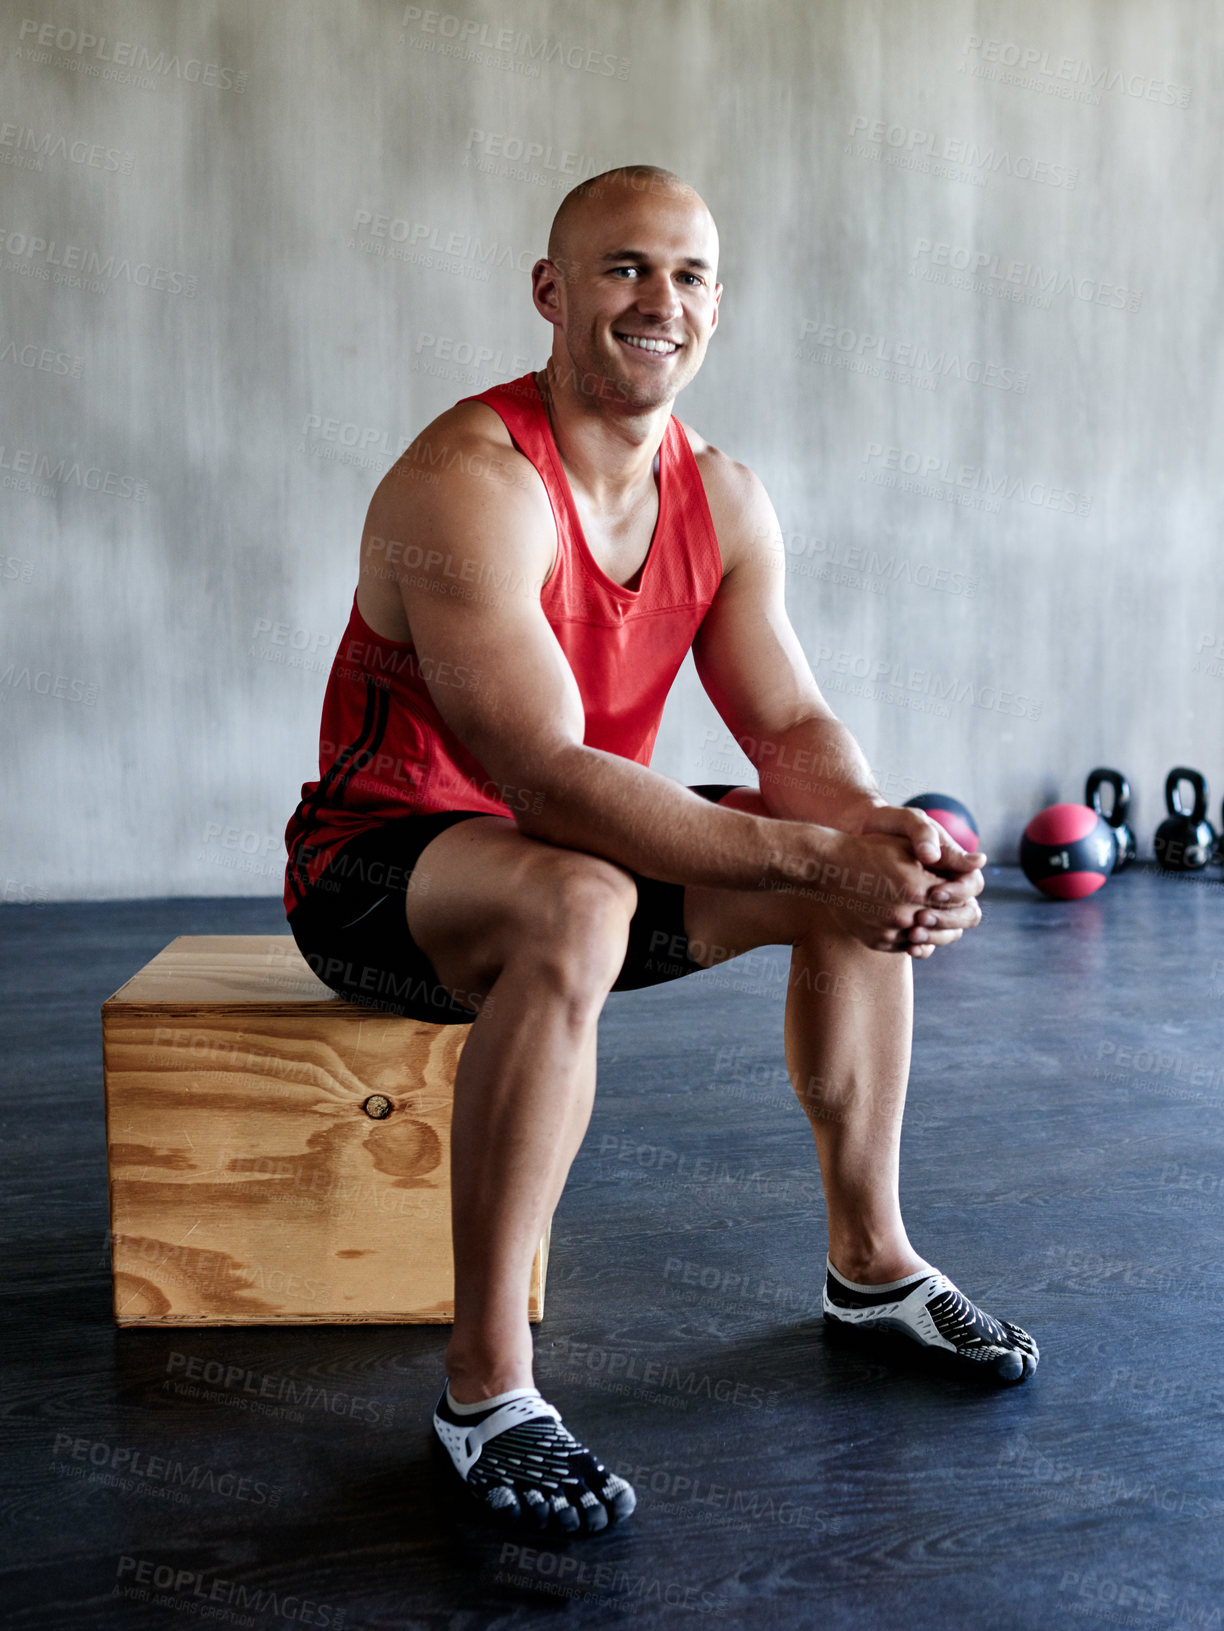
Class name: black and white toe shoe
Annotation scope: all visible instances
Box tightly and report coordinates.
[432,1382,636,1535]
[823,1262,1039,1384]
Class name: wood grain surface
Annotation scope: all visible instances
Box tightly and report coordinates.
[101,936,549,1325]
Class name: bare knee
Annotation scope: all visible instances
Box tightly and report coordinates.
[514,853,636,1004]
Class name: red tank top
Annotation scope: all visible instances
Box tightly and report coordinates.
[283,371,723,914]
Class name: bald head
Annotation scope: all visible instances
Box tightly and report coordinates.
[533,164,722,413]
[547,165,715,277]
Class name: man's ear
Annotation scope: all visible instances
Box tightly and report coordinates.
[532,258,564,325]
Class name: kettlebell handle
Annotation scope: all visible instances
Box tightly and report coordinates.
[1165,766,1208,823]
[1085,767,1130,826]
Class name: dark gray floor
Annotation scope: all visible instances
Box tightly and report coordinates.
[3,866,1223,1630]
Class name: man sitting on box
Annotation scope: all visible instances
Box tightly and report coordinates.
[283,163,1038,1538]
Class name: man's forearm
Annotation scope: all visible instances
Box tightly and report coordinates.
[513,744,839,891]
[746,712,887,831]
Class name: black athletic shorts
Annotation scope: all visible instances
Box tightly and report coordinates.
[285,784,741,1025]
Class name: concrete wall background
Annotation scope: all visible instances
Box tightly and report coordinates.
[1,0,1220,900]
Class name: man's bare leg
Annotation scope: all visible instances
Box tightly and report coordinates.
[682,858,925,1282]
[683,789,1038,1381]
[402,816,641,1531]
[405,816,634,1403]
[783,926,927,1284]
[446,1000,600,1400]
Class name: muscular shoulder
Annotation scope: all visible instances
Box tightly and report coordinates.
[676,419,779,572]
[364,399,555,582]
[373,399,547,522]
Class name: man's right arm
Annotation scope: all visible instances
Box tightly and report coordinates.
[367,408,934,937]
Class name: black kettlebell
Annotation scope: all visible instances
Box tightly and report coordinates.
[1085,767,1136,872]
[1154,767,1215,871]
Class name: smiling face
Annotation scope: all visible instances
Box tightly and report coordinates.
[533,175,722,413]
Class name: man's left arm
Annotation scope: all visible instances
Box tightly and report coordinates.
[692,459,984,939]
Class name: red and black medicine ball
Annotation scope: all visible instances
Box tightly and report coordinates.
[1020,803,1117,898]
[904,793,980,853]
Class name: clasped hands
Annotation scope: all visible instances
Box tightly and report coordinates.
[831,800,986,959]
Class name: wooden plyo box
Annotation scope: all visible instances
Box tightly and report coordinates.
[101,935,550,1326]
